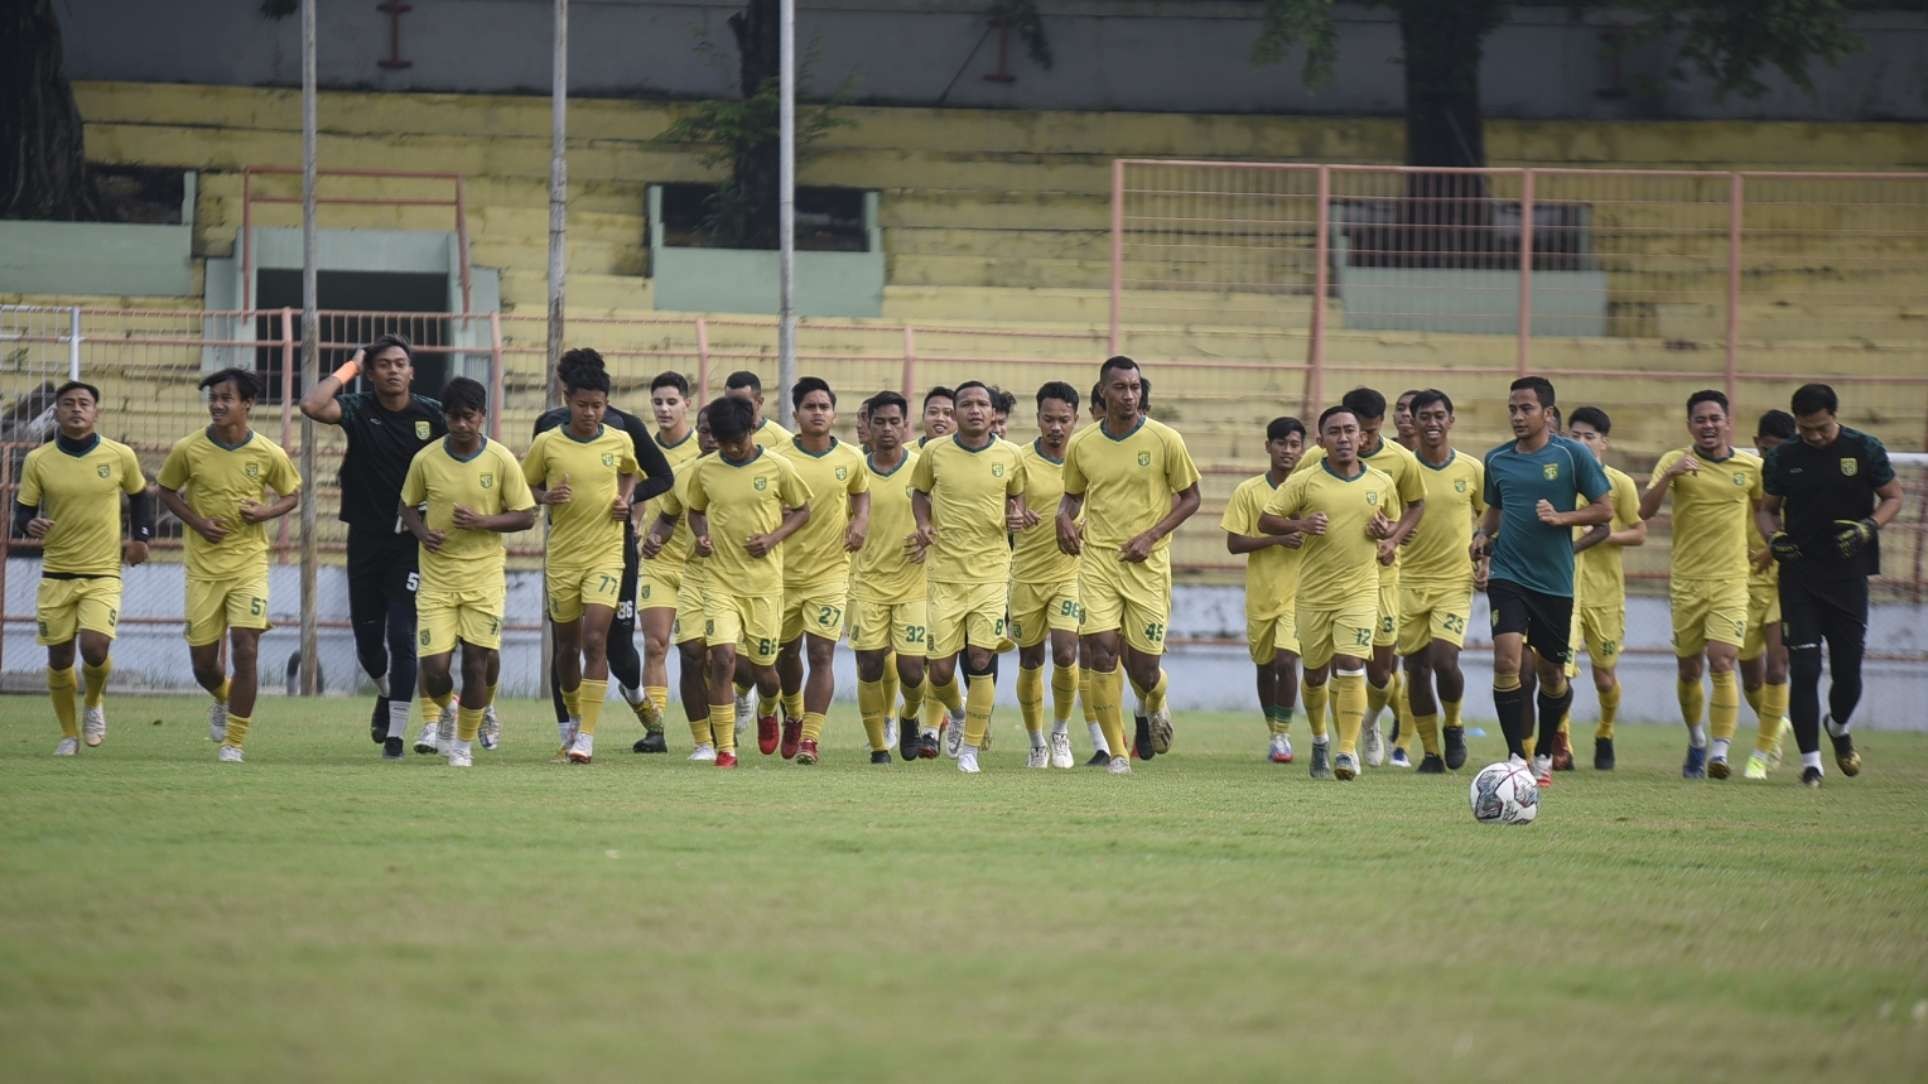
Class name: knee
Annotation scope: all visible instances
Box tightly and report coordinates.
[1052,645,1077,669]
[900,658,925,685]
[1787,646,1823,683]
[78,635,110,668]
[807,640,835,669]
[1676,656,1703,681]
[229,637,259,667]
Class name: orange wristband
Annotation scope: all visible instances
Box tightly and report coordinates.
[331,359,362,384]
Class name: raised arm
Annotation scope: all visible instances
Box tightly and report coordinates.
[298,348,363,425]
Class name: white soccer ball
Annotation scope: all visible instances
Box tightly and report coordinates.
[1469,761,1539,825]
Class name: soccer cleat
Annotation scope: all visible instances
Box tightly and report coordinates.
[1744,751,1770,780]
[1309,743,1333,780]
[898,719,921,762]
[1333,752,1359,781]
[1084,750,1110,768]
[943,717,966,759]
[82,706,106,748]
[1026,745,1049,769]
[1550,730,1575,771]
[1416,753,1446,774]
[208,700,228,744]
[1362,721,1384,767]
[1149,704,1173,754]
[1388,747,1412,769]
[1708,755,1731,780]
[870,749,893,765]
[1594,737,1616,772]
[635,694,663,733]
[689,743,717,763]
[1800,765,1823,788]
[959,746,982,774]
[883,717,899,751]
[480,705,501,751]
[716,750,738,769]
[1133,715,1155,761]
[54,737,79,757]
[369,697,389,745]
[414,714,442,755]
[796,738,820,766]
[756,711,780,756]
[217,745,245,764]
[1830,732,1860,777]
[1442,726,1467,770]
[438,714,455,748]
[780,714,803,760]
[383,736,405,760]
[1268,733,1294,764]
[1533,755,1554,787]
[446,744,473,769]
[1050,732,1074,769]
[567,732,594,764]
[1768,718,1791,768]
[918,732,941,760]
[1682,744,1707,780]
[1106,754,1132,775]
[635,729,668,754]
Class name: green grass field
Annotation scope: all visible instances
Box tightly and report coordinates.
[3,695,1925,1082]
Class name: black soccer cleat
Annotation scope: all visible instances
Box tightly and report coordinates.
[1133,715,1156,761]
[1594,737,1615,772]
[370,697,389,745]
[1416,753,1446,774]
[1829,731,1861,777]
[1801,766,1824,788]
[382,736,405,760]
[1085,750,1110,767]
[1308,742,1333,780]
[870,749,893,765]
[899,719,922,761]
[635,729,668,754]
[918,732,941,760]
[1442,726,1467,770]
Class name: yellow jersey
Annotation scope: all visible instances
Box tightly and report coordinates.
[910,433,1026,585]
[1576,465,1641,605]
[773,436,869,589]
[854,448,924,603]
[656,451,714,588]
[521,423,642,572]
[1220,472,1301,621]
[399,437,535,589]
[753,417,793,449]
[1296,437,1426,559]
[684,447,812,597]
[17,436,147,576]
[1013,439,1080,586]
[1262,462,1395,610]
[1061,416,1200,572]
[1402,449,1485,585]
[641,428,702,571]
[1648,448,1764,581]
[157,427,302,581]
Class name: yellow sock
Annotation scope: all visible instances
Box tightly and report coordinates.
[1079,666,1098,725]
[1144,669,1168,715]
[1091,667,1126,759]
[562,684,580,721]
[931,674,964,714]
[757,689,778,718]
[1758,682,1789,753]
[485,682,498,707]
[213,677,231,704]
[782,690,805,721]
[1743,682,1764,719]
[900,674,925,723]
[964,673,995,747]
[419,696,440,723]
[1333,671,1368,757]
[1597,684,1620,740]
[1051,663,1077,724]
[1709,670,1739,743]
[644,685,670,727]
[801,711,826,742]
[1677,677,1704,728]
[710,703,736,753]
[1366,677,1391,719]
[923,680,948,731]
[689,713,715,748]
[49,666,79,739]
[457,705,484,742]
[82,658,111,709]
[1443,697,1462,730]
[858,678,888,751]
[1017,665,1045,734]
[1303,681,1329,741]
[880,651,900,716]
[577,679,608,736]
[1413,712,1441,756]
[222,713,252,749]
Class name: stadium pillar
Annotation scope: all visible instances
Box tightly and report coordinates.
[1725,172,1742,410]
[540,0,569,697]
[776,0,797,427]
[298,0,320,696]
[1516,168,1534,377]
[1304,165,1330,417]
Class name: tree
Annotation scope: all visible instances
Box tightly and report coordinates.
[2,0,108,221]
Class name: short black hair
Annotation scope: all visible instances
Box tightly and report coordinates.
[990,387,1018,417]
[791,376,835,409]
[1139,375,1151,412]
[199,367,259,401]
[869,391,908,421]
[1317,405,1356,433]
[650,370,690,397]
[442,376,487,416]
[1510,376,1555,408]
[1791,383,1837,417]
[364,333,413,361]
[923,385,955,408]
[1757,409,1796,441]
[1568,405,1611,435]
[709,395,755,442]
[725,370,762,394]
[53,380,100,405]
[564,364,612,397]
[1266,416,1306,443]
[954,380,993,404]
[1410,389,1453,417]
[1036,381,1079,411]
[1100,355,1139,380]
[558,347,605,385]
[1341,386,1386,421]
[1686,389,1729,416]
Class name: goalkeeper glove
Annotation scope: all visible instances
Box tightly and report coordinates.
[1768,532,1803,563]
[1833,518,1877,559]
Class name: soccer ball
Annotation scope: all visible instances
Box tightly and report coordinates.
[1469,761,1539,825]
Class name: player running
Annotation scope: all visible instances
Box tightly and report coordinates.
[1223,416,1307,764]
[157,368,302,764]
[1398,390,1482,773]
[849,392,933,763]
[1563,406,1646,771]
[642,405,726,761]
[722,370,796,448]
[298,335,446,755]
[13,380,153,755]
[632,370,702,752]
[1009,382,1086,770]
[1755,383,1904,787]
[397,378,537,768]
[1739,410,1796,779]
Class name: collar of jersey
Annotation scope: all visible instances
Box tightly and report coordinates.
[1098,416,1146,442]
[951,433,995,454]
[1321,460,1368,483]
[1689,445,1736,464]
[55,432,101,458]
[1030,438,1064,465]
[1359,434,1388,458]
[721,447,764,468]
[867,450,910,476]
[791,434,841,458]
[1418,448,1458,471]
[443,435,488,463]
[563,423,605,444]
[203,426,256,452]
[656,428,694,450]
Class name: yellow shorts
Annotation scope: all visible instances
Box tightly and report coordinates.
[930,578,1009,657]
[35,576,122,646]
[1396,579,1473,656]
[1297,598,1377,671]
[705,591,781,666]
[638,564,683,612]
[418,583,505,655]
[1246,609,1299,665]
[673,574,707,646]
[1374,565,1400,648]
[185,574,269,647]
[547,565,623,624]
[850,596,930,656]
[1741,579,1782,662]
[781,581,849,643]
[1579,603,1625,670]
[1671,577,1748,658]
[1078,556,1171,656]
[1009,579,1081,649]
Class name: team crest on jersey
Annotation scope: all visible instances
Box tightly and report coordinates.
[1366,491,1379,506]
[1137,451,1152,467]
[96,463,112,479]
[1731,471,1747,487]
[1840,458,1857,477]
[601,452,616,468]
[480,472,494,489]
[1454,479,1467,493]
[244,462,261,480]
[992,463,1006,478]
[415,420,431,440]
[1542,463,1559,481]
[753,476,768,491]
[835,466,848,480]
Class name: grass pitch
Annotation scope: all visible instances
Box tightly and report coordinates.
[3,695,1925,1083]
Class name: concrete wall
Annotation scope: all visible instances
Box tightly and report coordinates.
[57,1,1928,121]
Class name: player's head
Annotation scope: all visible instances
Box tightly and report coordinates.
[1098,356,1141,422]
[441,377,488,444]
[854,397,874,447]
[707,395,757,454]
[1088,381,1105,421]
[1340,387,1387,442]
[1790,383,1839,447]
[1138,375,1152,417]
[1265,415,1306,474]
[649,370,691,432]
[1567,405,1611,462]
[558,346,605,385]
[953,381,994,441]
[791,376,836,437]
[695,403,718,454]
[1410,389,1455,452]
[52,380,101,438]
[921,386,955,439]
[990,387,1017,438]
[1545,405,1563,435]
[1393,390,1421,444]
[363,333,414,397]
[562,361,611,435]
[1036,381,1079,449]
[1506,376,1555,440]
[1684,389,1730,452]
[1317,406,1360,465]
[199,367,259,427]
[1755,408,1796,454]
[867,391,908,454]
[725,371,766,420]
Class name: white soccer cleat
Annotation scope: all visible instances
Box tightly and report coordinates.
[414,713,442,754]
[438,714,455,747]
[208,701,228,743]
[1532,754,1554,787]
[567,732,594,764]
[1026,744,1049,769]
[1106,754,1132,775]
[1268,733,1292,763]
[958,745,982,774]
[1049,732,1074,770]
[733,690,754,735]
[883,718,899,750]
[82,706,106,747]
[446,739,474,768]
[217,745,245,764]
[1149,703,1173,754]
[943,710,967,758]
[54,737,79,757]
[479,705,501,751]
[688,743,718,763]
[1363,721,1385,767]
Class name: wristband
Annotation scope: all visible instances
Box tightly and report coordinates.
[331,358,362,384]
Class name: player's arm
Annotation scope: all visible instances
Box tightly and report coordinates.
[297,348,364,425]
[464,504,538,533]
[625,415,675,504]
[1571,522,1611,554]
[1122,483,1200,563]
[1637,451,1689,521]
[1872,478,1904,529]
[1227,530,1295,554]
[157,483,229,544]
[1054,491,1085,556]
[844,490,870,552]
[1608,481,1647,547]
[398,501,444,552]
[12,500,46,538]
[1470,504,1501,559]
[910,489,936,555]
[1541,490,1612,529]
[641,508,679,557]
[239,487,300,525]
[746,502,810,558]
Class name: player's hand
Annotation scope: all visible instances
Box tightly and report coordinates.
[745,532,776,558]
[1376,538,1399,565]
[1366,511,1394,540]
[1469,529,1490,561]
[1474,555,1491,591]
[1750,546,1774,573]
[1118,531,1157,563]
[609,493,631,522]
[124,539,149,566]
[194,517,230,544]
[1833,518,1876,558]
[1279,531,1304,550]
[451,504,484,530]
[26,516,54,539]
[1668,453,1702,479]
[1769,531,1802,563]
[1007,504,1040,533]
[1535,499,1562,526]
[1303,512,1328,536]
[237,500,272,525]
[902,531,928,564]
[543,473,573,505]
[693,533,713,558]
[640,530,667,559]
[421,528,447,553]
[1055,519,1083,557]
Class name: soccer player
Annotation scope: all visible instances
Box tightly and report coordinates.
[918,386,956,448]
[1260,406,1415,781]
[772,377,869,765]
[1393,390,1421,450]
[1564,406,1646,771]
[633,369,701,753]
[524,363,646,765]
[397,378,536,768]
[1755,383,1904,787]
[1222,416,1307,764]
[13,381,153,755]
[1058,356,1201,774]
[1739,410,1796,779]
[685,396,813,768]
[849,392,934,763]
[723,369,795,448]
[1398,390,1483,773]
[642,405,725,761]
[532,351,674,756]
[298,335,446,755]
[1639,390,1764,780]
[1472,377,1612,786]
[911,381,1026,774]
[1007,382,1087,769]
[157,368,302,764]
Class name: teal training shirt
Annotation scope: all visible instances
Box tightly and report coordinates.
[1481,434,1611,598]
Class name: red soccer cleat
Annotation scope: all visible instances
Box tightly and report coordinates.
[757,712,780,756]
[796,738,819,765]
[779,715,803,760]
[716,749,738,769]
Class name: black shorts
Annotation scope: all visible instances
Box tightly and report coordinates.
[1778,574,1868,651]
[346,526,420,622]
[1487,579,1573,665]
[613,536,639,631]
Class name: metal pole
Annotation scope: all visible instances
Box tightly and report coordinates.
[67,306,80,380]
[1516,168,1535,376]
[1725,172,1743,409]
[298,0,321,696]
[776,0,797,426]
[541,0,569,697]
[1304,165,1331,417]
[1108,159,1123,355]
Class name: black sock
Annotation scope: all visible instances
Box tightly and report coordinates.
[1537,685,1573,756]
[1494,686,1526,758]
